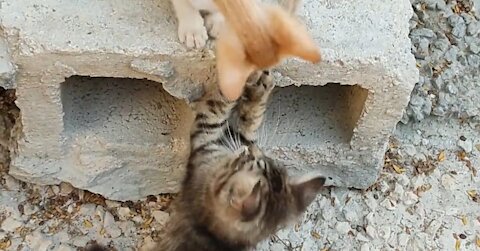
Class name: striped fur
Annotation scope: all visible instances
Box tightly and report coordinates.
[154,70,327,251]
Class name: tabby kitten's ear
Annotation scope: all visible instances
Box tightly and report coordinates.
[230,180,262,221]
[290,175,326,211]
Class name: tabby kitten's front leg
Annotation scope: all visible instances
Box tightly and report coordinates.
[236,70,275,142]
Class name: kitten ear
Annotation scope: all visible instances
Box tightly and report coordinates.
[267,6,321,63]
[240,180,262,220]
[216,27,256,101]
[290,174,326,211]
[230,180,262,221]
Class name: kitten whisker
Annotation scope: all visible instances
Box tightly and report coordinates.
[226,120,238,150]
[220,134,234,152]
[221,125,236,152]
[234,121,241,149]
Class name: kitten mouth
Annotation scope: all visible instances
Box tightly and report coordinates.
[234,145,249,156]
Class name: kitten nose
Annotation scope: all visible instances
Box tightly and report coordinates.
[241,145,249,155]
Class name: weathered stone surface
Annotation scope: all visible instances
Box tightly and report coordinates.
[0,0,418,200]
[0,37,15,89]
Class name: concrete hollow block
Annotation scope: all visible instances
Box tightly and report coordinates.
[0,0,418,200]
[0,37,15,89]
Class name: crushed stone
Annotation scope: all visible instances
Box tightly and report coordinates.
[405,0,480,123]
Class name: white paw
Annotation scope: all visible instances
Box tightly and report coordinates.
[177,16,208,48]
[204,12,225,38]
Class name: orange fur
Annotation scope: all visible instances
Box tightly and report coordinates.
[214,0,321,100]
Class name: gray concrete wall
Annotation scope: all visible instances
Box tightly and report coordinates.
[0,0,418,201]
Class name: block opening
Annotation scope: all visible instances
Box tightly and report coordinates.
[60,76,192,146]
[263,84,368,147]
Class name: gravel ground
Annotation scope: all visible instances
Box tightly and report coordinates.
[405,0,480,123]
[1,0,480,250]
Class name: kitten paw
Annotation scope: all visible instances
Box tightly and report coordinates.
[177,16,208,48]
[205,12,224,38]
[244,70,275,101]
[249,71,274,91]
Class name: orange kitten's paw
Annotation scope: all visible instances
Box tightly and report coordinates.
[205,12,224,38]
[177,15,208,48]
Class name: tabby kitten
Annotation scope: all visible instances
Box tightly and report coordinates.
[155,70,327,251]
[86,71,327,251]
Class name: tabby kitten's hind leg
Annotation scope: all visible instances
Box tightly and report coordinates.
[236,70,275,142]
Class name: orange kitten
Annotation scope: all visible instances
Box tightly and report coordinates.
[214,0,321,100]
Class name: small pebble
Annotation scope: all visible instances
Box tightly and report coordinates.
[25,231,52,251]
[380,198,397,211]
[467,22,480,35]
[117,207,131,220]
[152,210,170,225]
[103,211,122,238]
[23,204,39,216]
[378,226,391,241]
[3,175,21,190]
[403,192,419,206]
[397,233,410,248]
[78,204,96,217]
[0,218,23,232]
[426,219,442,235]
[366,225,377,239]
[335,222,351,234]
[55,244,76,251]
[343,209,358,223]
[50,186,60,195]
[440,174,456,189]
[402,144,417,156]
[458,139,473,153]
[356,232,370,242]
[105,200,121,208]
[360,243,370,251]
[132,215,144,224]
[59,182,74,196]
[95,206,106,222]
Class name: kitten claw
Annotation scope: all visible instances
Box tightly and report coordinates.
[177,17,208,48]
[246,71,274,91]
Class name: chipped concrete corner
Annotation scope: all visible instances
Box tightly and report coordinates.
[0,0,418,201]
[0,36,15,89]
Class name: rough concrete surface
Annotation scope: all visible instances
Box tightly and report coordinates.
[0,38,14,89]
[0,0,418,200]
